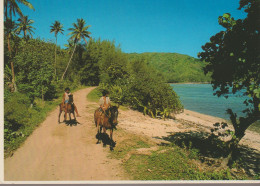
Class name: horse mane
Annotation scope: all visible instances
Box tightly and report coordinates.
[108,106,118,125]
[110,106,118,112]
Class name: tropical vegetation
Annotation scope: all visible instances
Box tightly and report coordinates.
[198,0,260,166]
[4,0,184,155]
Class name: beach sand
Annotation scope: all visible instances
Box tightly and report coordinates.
[119,108,260,152]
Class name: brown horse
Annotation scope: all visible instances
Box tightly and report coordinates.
[94,106,119,146]
[58,94,76,123]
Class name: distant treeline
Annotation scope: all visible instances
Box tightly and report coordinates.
[128,52,211,83]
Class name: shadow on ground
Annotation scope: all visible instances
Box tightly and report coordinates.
[157,131,260,176]
[64,119,80,127]
[96,132,116,151]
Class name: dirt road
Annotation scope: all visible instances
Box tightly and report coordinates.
[4,87,126,181]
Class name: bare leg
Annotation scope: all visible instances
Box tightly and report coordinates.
[58,110,61,123]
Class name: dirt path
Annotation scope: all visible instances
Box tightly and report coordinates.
[4,87,127,181]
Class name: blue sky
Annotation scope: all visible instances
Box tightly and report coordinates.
[17,0,246,57]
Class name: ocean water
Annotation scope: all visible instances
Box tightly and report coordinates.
[171,84,248,119]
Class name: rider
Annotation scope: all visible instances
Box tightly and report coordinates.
[63,87,80,120]
[99,90,111,116]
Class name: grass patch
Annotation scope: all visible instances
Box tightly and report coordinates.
[87,87,101,103]
[108,128,250,180]
[109,128,154,160]
[124,145,247,180]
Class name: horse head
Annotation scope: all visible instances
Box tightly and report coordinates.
[68,94,74,103]
[109,106,119,126]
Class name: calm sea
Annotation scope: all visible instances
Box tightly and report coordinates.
[171,84,248,119]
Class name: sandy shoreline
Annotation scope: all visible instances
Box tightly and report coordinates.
[119,107,260,152]
[176,109,227,128]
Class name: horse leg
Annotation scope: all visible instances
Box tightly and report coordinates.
[64,104,68,121]
[110,129,115,150]
[73,111,76,121]
[58,106,61,123]
[103,127,107,134]
[96,120,101,144]
[69,112,71,121]
[110,128,113,142]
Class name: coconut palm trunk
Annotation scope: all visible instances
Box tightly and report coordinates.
[61,43,77,81]
[7,36,17,92]
[50,21,64,78]
[62,18,91,81]
[55,36,57,76]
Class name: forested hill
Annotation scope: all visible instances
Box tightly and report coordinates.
[127,52,211,83]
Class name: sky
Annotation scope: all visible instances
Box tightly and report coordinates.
[15,0,247,58]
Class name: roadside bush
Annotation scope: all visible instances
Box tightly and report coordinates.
[4,92,31,145]
[100,56,183,118]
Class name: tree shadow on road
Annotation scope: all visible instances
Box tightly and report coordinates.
[157,131,260,176]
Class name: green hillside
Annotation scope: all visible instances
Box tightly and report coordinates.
[127,52,211,83]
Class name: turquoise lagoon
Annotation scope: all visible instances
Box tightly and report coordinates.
[171,84,248,119]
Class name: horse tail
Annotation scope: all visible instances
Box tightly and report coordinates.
[94,110,97,127]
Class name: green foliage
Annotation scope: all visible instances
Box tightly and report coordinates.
[50,21,64,37]
[14,38,55,100]
[98,48,183,118]
[16,15,35,39]
[87,87,102,103]
[198,0,260,145]
[4,92,31,132]
[4,0,35,21]
[128,52,211,83]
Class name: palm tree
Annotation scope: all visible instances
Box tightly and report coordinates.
[50,21,64,76]
[61,18,91,80]
[64,39,75,52]
[4,0,35,21]
[4,18,18,92]
[16,15,35,39]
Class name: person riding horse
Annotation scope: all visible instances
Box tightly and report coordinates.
[98,90,111,118]
[63,87,80,121]
[94,90,119,148]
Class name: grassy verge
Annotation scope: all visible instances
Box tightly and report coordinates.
[4,85,88,158]
[108,128,250,180]
[87,87,102,103]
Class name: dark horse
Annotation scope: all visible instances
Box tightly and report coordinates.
[58,94,76,123]
[94,106,119,149]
